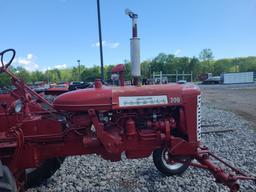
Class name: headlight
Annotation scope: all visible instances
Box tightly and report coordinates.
[15,99,23,113]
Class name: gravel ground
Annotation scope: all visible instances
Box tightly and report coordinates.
[200,83,256,126]
[27,102,256,192]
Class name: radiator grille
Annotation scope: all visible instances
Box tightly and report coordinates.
[197,95,201,141]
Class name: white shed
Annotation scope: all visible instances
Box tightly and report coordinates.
[222,72,254,84]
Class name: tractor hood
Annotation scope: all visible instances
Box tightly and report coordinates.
[53,84,200,112]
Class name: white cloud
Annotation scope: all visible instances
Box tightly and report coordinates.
[42,64,67,72]
[15,53,39,71]
[42,67,49,72]
[174,49,181,56]
[27,53,33,60]
[92,40,120,49]
[108,42,120,48]
[92,41,106,47]
[18,58,30,65]
[54,64,67,69]
[15,53,67,72]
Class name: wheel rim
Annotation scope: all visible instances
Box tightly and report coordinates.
[161,149,184,170]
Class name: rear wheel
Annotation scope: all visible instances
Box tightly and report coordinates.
[153,148,191,176]
[0,161,17,192]
[25,157,65,189]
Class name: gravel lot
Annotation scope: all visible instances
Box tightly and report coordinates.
[200,83,256,126]
[27,101,256,192]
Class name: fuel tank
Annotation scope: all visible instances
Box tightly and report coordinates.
[53,83,200,112]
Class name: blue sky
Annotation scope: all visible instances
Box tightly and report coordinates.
[1,0,256,71]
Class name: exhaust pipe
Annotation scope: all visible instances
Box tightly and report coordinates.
[125,9,140,85]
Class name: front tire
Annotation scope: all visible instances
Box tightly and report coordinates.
[25,157,65,189]
[153,148,191,176]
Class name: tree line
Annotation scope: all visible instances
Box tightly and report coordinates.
[0,49,256,86]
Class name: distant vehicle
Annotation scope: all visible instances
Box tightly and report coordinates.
[0,88,9,94]
[199,73,219,84]
[177,80,187,84]
[198,73,210,82]
[45,83,69,95]
[68,81,91,91]
[27,81,49,93]
[154,77,168,84]
[202,74,221,84]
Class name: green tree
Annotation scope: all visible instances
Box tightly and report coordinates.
[199,49,214,62]
[199,49,215,74]
[141,60,151,78]
[80,66,101,82]
[0,73,11,87]
[104,64,115,80]
[15,67,30,82]
[124,61,131,80]
[30,70,45,83]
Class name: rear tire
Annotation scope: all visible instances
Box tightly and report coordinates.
[25,157,65,189]
[153,148,191,176]
[0,161,17,192]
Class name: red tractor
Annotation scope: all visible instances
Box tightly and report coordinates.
[0,8,255,192]
[0,48,255,192]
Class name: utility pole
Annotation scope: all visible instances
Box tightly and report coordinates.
[77,59,81,81]
[97,0,104,81]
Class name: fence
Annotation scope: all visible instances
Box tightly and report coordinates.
[152,71,193,83]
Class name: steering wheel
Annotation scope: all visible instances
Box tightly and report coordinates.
[0,49,16,72]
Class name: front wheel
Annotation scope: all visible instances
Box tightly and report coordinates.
[25,157,65,189]
[153,148,191,176]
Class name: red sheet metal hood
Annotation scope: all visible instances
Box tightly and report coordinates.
[53,87,112,111]
[53,84,200,111]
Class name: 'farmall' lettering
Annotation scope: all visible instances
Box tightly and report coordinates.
[119,95,168,107]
